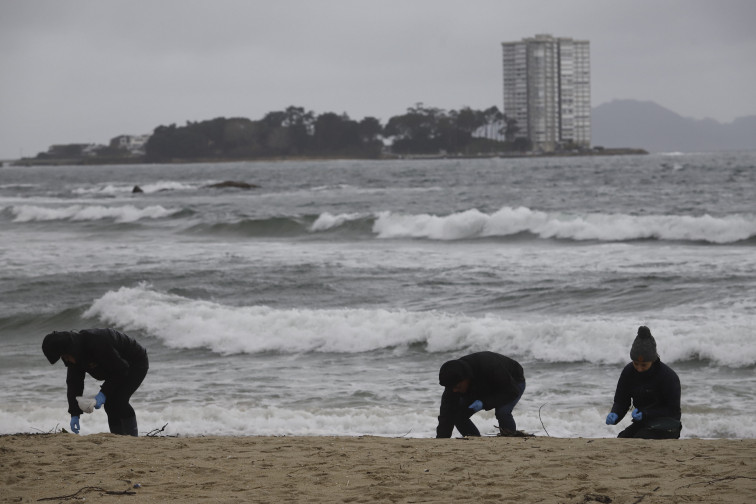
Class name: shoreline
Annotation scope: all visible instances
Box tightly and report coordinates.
[6,148,649,167]
[3,433,753,503]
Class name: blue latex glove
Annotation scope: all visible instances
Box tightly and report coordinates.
[70,416,80,434]
[468,400,483,412]
[632,408,643,421]
[94,391,106,409]
[605,412,618,425]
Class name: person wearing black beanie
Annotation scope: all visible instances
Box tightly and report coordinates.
[436,351,525,438]
[604,326,682,439]
[42,328,149,437]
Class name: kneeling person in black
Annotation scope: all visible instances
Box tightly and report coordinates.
[605,326,682,439]
[42,328,149,437]
[436,351,526,438]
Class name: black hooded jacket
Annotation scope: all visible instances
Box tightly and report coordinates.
[437,352,524,437]
[610,359,681,423]
[42,329,148,416]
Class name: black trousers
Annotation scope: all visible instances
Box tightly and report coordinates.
[450,382,526,437]
[618,419,681,439]
[103,360,148,435]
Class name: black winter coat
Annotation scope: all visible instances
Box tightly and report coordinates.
[436,352,524,437]
[46,329,148,416]
[610,359,681,423]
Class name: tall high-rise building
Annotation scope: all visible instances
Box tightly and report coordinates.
[502,34,590,151]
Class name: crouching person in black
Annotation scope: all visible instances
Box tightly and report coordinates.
[605,326,682,439]
[42,328,149,437]
[436,351,526,438]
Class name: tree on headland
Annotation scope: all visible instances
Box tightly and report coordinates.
[145,106,388,161]
[383,103,514,155]
[384,103,445,154]
[260,106,314,155]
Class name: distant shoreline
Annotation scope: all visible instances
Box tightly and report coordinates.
[5,148,648,167]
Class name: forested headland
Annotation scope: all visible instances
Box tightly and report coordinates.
[19,103,535,165]
[144,103,524,162]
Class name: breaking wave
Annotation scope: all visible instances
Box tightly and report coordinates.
[84,284,756,367]
[186,207,756,244]
[72,181,199,195]
[8,204,183,222]
[6,203,755,244]
[369,207,756,243]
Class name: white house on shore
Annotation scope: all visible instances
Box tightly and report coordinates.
[110,134,151,155]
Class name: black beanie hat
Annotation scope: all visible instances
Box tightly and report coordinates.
[439,360,468,387]
[630,326,658,362]
[42,331,74,365]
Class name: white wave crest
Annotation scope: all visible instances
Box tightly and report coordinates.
[3,401,754,438]
[11,204,180,222]
[72,181,198,195]
[371,207,756,243]
[83,284,755,367]
[309,211,364,231]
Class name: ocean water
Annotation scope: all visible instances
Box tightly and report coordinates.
[0,152,754,439]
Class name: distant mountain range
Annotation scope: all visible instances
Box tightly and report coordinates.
[591,99,756,153]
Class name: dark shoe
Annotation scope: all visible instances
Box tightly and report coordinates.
[497,426,533,437]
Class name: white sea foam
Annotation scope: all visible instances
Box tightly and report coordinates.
[72,181,199,195]
[3,154,755,441]
[11,204,180,222]
[309,211,364,231]
[83,284,756,367]
[369,207,756,243]
[3,401,753,439]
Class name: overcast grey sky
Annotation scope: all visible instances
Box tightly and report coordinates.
[1,0,754,159]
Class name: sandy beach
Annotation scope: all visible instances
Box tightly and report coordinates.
[1,433,753,504]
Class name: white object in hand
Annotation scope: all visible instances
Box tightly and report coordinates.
[76,396,96,414]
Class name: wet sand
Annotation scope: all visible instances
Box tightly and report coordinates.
[1,433,753,503]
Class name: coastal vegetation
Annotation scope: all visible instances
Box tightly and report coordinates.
[18,104,535,165]
[142,103,525,162]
